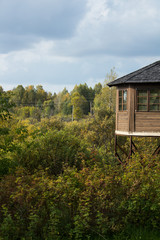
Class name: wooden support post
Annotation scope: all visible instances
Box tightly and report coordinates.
[115,134,117,158]
[114,134,160,163]
[152,144,160,155]
[117,143,128,157]
[115,134,123,164]
[128,136,133,159]
[132,141,137,151]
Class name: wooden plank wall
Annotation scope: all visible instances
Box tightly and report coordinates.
[135,112,160,132]
[128,86,135,132]
[117,112,129,132]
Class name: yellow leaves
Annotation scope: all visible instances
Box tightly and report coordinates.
[27,85,34,90]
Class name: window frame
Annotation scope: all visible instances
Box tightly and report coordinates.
[118,89,128,111]
[136,88,160,112]
[136,89,148,112]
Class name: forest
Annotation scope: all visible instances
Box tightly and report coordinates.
[1,71,160,239]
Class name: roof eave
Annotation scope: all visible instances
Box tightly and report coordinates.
[108,80,160,87]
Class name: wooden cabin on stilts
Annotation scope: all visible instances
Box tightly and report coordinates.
[108,61,160,163]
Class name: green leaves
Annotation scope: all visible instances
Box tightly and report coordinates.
[1,80,160,239]
[15,128,87,175]
[0,92,14,120]
[1,152,160,239]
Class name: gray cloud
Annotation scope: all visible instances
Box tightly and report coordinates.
[1,0,160,93]
[64,0,160,58]
[0,0,87,52]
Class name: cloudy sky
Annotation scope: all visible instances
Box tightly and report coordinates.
[0,0,160,93]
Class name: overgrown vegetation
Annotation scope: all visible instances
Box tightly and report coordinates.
[0,70,160,239]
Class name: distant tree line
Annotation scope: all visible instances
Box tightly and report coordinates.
[0,82,103,120]
[1,69,117,121]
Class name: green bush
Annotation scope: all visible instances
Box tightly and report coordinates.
[15,129,88,175]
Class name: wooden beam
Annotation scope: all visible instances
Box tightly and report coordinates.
[115,135,123,164]
[128,136,133,159]
[115,152,123,164]
[117,143,128,157]
[152,145,160,155]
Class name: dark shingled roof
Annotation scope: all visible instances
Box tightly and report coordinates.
[108,61,160,87]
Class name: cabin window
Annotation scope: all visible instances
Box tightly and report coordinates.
[137,90,148,111]
[149,89,160,111]
[137,89,160,111]
[119,90,127,111]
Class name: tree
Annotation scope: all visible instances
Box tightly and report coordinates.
[54,92,62,114]
[94,83,102,95]
[12,85,25,106]
[0,92,14,120]
[94,69,117,119]
[36,85,47,104]
[54,88,70,115]
[43,100,55,118]
[94,86,116,119]
[104,67,118,86]
[72,84,95,115]
[60,92,72,115]
[0,86,4,94]
[71,92,87,120]
[24,86,36,105]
